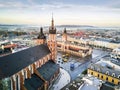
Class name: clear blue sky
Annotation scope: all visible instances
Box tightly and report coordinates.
[0,0,120,26]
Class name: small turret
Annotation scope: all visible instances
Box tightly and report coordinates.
[36,27,46,45]
[62,28,67,42]
[63,28,67,34]
[37,27,46,39]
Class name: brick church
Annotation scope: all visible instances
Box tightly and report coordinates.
[0,17,60,90]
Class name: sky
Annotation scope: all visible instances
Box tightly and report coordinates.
[0,0,120,27]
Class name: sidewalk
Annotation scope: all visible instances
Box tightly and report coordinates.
[50,68,71,90]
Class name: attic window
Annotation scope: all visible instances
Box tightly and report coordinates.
[106,71,109,75]
[118,75,120,78]
[97,68,100,72]
[112,73,115,77]
[90,66,94,70]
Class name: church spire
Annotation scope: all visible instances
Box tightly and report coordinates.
[51,13,54,29]
[49,14,56,34]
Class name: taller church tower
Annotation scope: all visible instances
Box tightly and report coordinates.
[48,16,57,62]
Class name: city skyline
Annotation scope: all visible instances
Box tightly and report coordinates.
[0,0,120,27]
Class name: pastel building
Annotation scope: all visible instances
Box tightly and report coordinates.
[88,56,120,85]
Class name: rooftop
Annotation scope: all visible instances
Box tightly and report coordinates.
[37,60,59,81]
[24,74,44,90]
[0,44,50,80]
[96,56,120,71]
[100,82,116,90]
[88,63,120,79]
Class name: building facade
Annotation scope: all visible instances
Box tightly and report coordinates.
[68,37,120,50]
[88,63,120,85]
[57,29,92,57]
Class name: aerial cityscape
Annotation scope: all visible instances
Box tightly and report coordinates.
[0,0,120,90]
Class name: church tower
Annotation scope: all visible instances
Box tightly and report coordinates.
[62,28,68,51]
[62,28,67,42]
[36,27,46,45]
[48,16,57,62]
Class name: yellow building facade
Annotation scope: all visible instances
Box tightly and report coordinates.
[87,64,120,85]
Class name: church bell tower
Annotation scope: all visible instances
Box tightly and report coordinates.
[48,16,57,62]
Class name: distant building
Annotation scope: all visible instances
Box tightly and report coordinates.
[0,17,60,90]
[0,41,17,57]
[57,28,92,57]
[111,47,120,60]
[87,56,120,85]
[68,37,120,50]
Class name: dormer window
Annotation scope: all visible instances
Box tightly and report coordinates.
[97,68,100,72]
[118,75,120,78]
[112,73,115,77]
[90,66,94,70]
[106,71,109,75]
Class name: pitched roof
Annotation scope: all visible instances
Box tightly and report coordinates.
[88,63,120,79]
[100,82,115,90]
[0,44,50,80]
[37,60,59,81]
[24,74,44,90]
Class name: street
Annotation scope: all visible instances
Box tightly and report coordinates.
[57,49,109,80]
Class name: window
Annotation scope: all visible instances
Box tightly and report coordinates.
[118,75,120,78]
[97,68,100,72]
[106,77,108,81]
[106,71,109,75]
[101,75,103,79]
[98,74,99,77]
[90,66,94,70]
[112,79,114,83]
[91,72,93,75]
[112,73,115,77]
